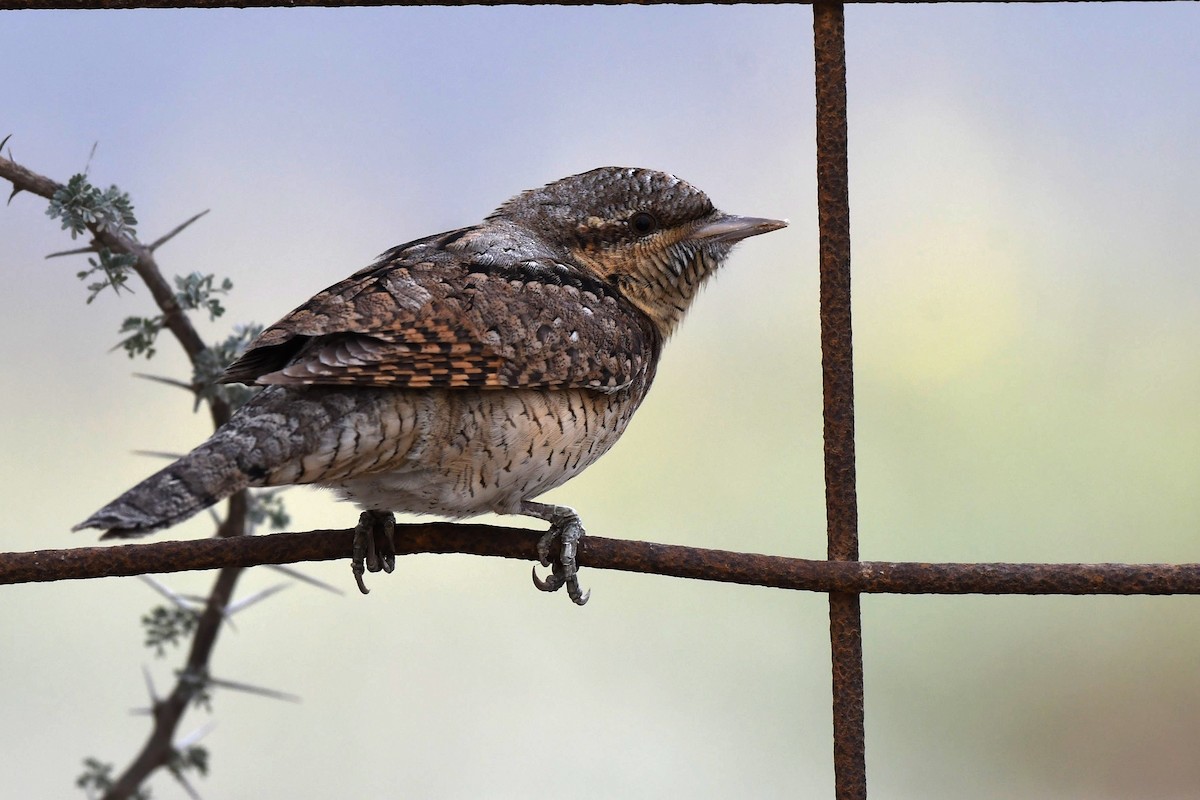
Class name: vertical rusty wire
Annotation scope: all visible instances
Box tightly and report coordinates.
[813,4,867,799]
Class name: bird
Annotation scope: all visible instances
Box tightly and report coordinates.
[74,166,787,604]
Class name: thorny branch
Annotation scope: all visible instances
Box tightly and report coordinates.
[0,151,229,427]
[1,145,244,800]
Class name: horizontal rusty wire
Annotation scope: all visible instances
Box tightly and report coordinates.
[3,526,1200,594]
[0,0,1175,9]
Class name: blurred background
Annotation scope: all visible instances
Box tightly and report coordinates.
[1,3,1198,797]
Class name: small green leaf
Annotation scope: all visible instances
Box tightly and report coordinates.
[141,605,200,657]
[192,324,264,410]
[79,249,137,304]
[47,174,137,240]
[169,745,209,778]
[173,272,233,322]
[117,315,165,360]
[247,489,291,532]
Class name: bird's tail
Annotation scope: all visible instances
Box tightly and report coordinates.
[73,432,258,539]
[73,385,415,539]
[73,385,317,539]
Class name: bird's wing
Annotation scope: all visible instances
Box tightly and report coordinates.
[220,232,657,393]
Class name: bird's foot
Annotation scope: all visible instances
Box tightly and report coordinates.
[351,510,396,595]
[522,502,590,606]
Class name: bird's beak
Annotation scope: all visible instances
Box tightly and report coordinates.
[689,215,788,244]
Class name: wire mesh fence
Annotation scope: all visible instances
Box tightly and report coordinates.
[1,2,1195,798]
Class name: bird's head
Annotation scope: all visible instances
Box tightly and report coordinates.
[490,166,787,337]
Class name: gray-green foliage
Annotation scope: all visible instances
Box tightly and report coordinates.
[48,174,137,239]
[45,174,238,359]
[117,315,165,359]
[76,748,206,799]
[192,323,264,410]
[141,606,201,658]
[117,272,233,359]
[78,250,138,303]
[48,174,142,305]
[182,668,214,713]
[75,758,116,795]
[175,271,232,320]
[247,488,292,533]
[76,758,151,800]
[167,745,209,784]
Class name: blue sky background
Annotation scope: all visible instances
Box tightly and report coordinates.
[2,4,1198,798]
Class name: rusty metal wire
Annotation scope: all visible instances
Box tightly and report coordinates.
[0,0,1166,8]
[3,2,1191,799]
[813,6,866,798]
[6,528,1200,594]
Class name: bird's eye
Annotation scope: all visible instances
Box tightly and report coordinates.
[629,211,658,236]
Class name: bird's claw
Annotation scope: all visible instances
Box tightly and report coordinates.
[531,563,592,605]
[531,564,555,591]
[352,560,369,595]
[530,514,590,606]
[351,510,396,595]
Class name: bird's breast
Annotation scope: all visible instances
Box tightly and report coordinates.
[322,381,651,519]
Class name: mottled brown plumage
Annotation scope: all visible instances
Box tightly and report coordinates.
[74,167,786,603]
[219,233,656,393]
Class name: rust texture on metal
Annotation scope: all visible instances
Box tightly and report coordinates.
[7,528,1200,593]
[0,0,1148,9]
[814,0,858,566]
[814,4,867,799]
[828,593,865,798]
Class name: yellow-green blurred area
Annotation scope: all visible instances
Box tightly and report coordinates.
[2,4,1197,798]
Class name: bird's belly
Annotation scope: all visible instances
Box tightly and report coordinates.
[326,387,638,518]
